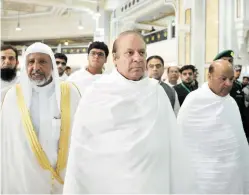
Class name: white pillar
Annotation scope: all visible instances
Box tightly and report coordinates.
[21,46,26,56]
[234,0,249,71]
[219,0,234,51]
[191,0,206,85]
[167,20,172,40]
[56,44,62,53]
[93,10,111,45]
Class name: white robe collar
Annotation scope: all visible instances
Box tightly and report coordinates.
[31,80,55,94]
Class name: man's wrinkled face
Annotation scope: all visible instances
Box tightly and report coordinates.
[168,66,179,83]
[208,63,234,97]
[56,58,67,76]
[26,53,52,86]
[88,49,107,69]
[147,58,164,80]
[1,49,19,81]
[181,69,194,84]
[114,34,147,81]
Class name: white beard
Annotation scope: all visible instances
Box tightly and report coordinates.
[30,74,52,87]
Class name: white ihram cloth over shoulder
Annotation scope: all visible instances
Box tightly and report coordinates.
[1,42,81,194]
[63,69,195,194]
[177,82,249,194]
[67,68,102,95]
[1,75,19,102]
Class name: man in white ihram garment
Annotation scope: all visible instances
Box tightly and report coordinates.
[63,30,195,194]
[67,41,109,95]
[177,59,249,194]
[1,42,81,194]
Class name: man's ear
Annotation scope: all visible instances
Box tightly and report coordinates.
[208,72,212,81]
[113,53,117,62]
[15,60,19,68]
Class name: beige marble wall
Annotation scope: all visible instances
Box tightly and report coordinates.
[236,0,241,18]
[178,0,185,65]
[185,9,191,64]
[205,0,219,63]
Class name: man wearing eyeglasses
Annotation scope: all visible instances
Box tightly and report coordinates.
[67,41,109,94]
[174,65,197,106]
[55,53,68,81]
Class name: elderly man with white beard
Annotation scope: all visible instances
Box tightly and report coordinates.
[1,42,81,194]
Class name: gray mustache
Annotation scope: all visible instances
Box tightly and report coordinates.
[31,70,44,75]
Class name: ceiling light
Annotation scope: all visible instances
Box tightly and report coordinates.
[94,0,101,18]
[64,41,69,46]
[78,20,84,30]
[16,11,22,31]
[172,20,175,26]
[78,25,84,30]
[16,22,21,31]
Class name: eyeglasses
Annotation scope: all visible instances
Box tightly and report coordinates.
[89,51,105,58]
[148,64,163,69]
[56,61,66,66]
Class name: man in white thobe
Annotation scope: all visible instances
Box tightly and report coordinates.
[63,30,195,194]
[1,45,20,102]
[177,59,249,194]
[67,41,109,94]
[1,42,81,194]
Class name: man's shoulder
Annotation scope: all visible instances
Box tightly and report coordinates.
[160,81,170,87]
[233,80,243,90]
[173,83,182,89]
[1,85,18,107]
[60,81,81,97]
[173,83,184,92]
[67,69,85,81]
[160,81,175,92]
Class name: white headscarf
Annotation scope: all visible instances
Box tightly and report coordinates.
[20,42,61,111]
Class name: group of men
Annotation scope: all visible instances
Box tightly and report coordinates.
[1,30,249,194]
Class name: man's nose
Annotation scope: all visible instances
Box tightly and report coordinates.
[133,52,143,62]
[225,79,233,87]
[4,58,11,65]
[33,62,40,70]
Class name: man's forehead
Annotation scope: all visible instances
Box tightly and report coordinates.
[169,66,179,71]
[1,49,16,56]
[182,69,193,72]
[118,34,146,47]
[56,58,66,62]
[27,52,51,58]
[148,58,162,64]
[90,48,105,53]
[221,56,232,59]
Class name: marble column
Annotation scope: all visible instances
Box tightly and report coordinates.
[190,0,206,84]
